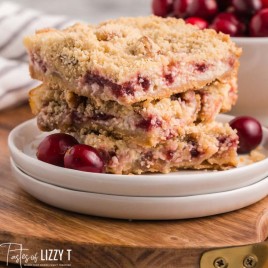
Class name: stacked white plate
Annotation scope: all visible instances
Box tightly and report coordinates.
[8,115,268,220]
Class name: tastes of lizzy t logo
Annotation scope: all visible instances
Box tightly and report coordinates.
[0,243,72,267]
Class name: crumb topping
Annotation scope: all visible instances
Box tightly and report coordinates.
[24,15,241,86]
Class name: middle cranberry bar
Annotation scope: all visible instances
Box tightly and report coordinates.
[30,77,237,147]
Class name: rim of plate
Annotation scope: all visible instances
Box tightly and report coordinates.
[10,158,268,220]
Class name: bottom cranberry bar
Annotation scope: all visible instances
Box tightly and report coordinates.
[69,121,238,174]
[30,78,237,147]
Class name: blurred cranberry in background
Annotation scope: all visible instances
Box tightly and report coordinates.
[210,12,246,36]
[233,0,262,15]
[262,0,268,8]
[216,0,232,11]
[188,0,218,19]
[152,0,173,17]
[250,8,268,36]
[185,17,209,29]
[173,0,218,19]
[152,0,268,36]
[173,0,192,18]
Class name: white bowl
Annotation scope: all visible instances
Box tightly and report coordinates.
[232,37,268,126]
[10,158,268,220]
[8,115,268,197]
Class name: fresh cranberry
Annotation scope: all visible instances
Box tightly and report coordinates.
[152,0,173,17]
[250,8,268,37]
[64,144,104,173]
[185,17,209,29]
[190,0,218,19]
[229,116,263,154]
[174,0,218,19]
[233,0,262,15]
[262,0,268,8]
[173,0,191,18]
[37,133,79,167]
[216,0,232,11]
[210,12,246,36]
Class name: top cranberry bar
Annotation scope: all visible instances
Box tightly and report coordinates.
[24,16,241,105]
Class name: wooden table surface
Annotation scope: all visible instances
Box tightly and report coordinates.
[0,103,268,268]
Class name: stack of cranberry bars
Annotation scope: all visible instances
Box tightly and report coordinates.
[24,16,242,174]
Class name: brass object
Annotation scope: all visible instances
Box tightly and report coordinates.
[243,255,258,268]
[200,242,268,268]
[213,257,228,268]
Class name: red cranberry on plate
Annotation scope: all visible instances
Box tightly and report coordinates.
[174,0,218,19]
[64,144,105,173]
[152,0,173,17]
[185,17,209,29]
[37,133,79,167]
[229,116,263,154]
[210,12,246,36]
[250,8,268,36]
[233,0,262,15]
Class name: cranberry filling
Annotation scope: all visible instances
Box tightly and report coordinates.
[98,149,116,164]
[136,117,162,131]
[164,73,175,85]
[188,140,200,158]
[190,148,200,157]
[166,133,175,140]
[143,151,153,161]
[195,63,208,73]
[228,57,235,67]
[163,63,179,85]
[170,93,181,101]
[71,111,84,124]
[91,113,114,121]
[166,150,175,160]
[84,72,151,98]
[217,135,238,149]
[217,136,227,144]
[31,53,47,73]
[138,75,151,91]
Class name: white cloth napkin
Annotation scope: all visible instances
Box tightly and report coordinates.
[0,2,76,111]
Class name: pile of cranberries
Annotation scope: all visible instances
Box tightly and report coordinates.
[152,0,268,37]
[36,133,105,173]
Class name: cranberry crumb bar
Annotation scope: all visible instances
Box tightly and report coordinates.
[70,122,238,174]
[25,15,241,174]
[24,16,241,106]
[30,77,237,147]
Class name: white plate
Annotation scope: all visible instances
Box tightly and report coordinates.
[8,115,268,197]
[10,158,268,220]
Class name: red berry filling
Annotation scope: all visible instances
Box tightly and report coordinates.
[195,63,208,72]
[91,113,115,121]
[84,73,152,98]
[30,52,47,73]
[138,75,151,91]
[136,117,162,131]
